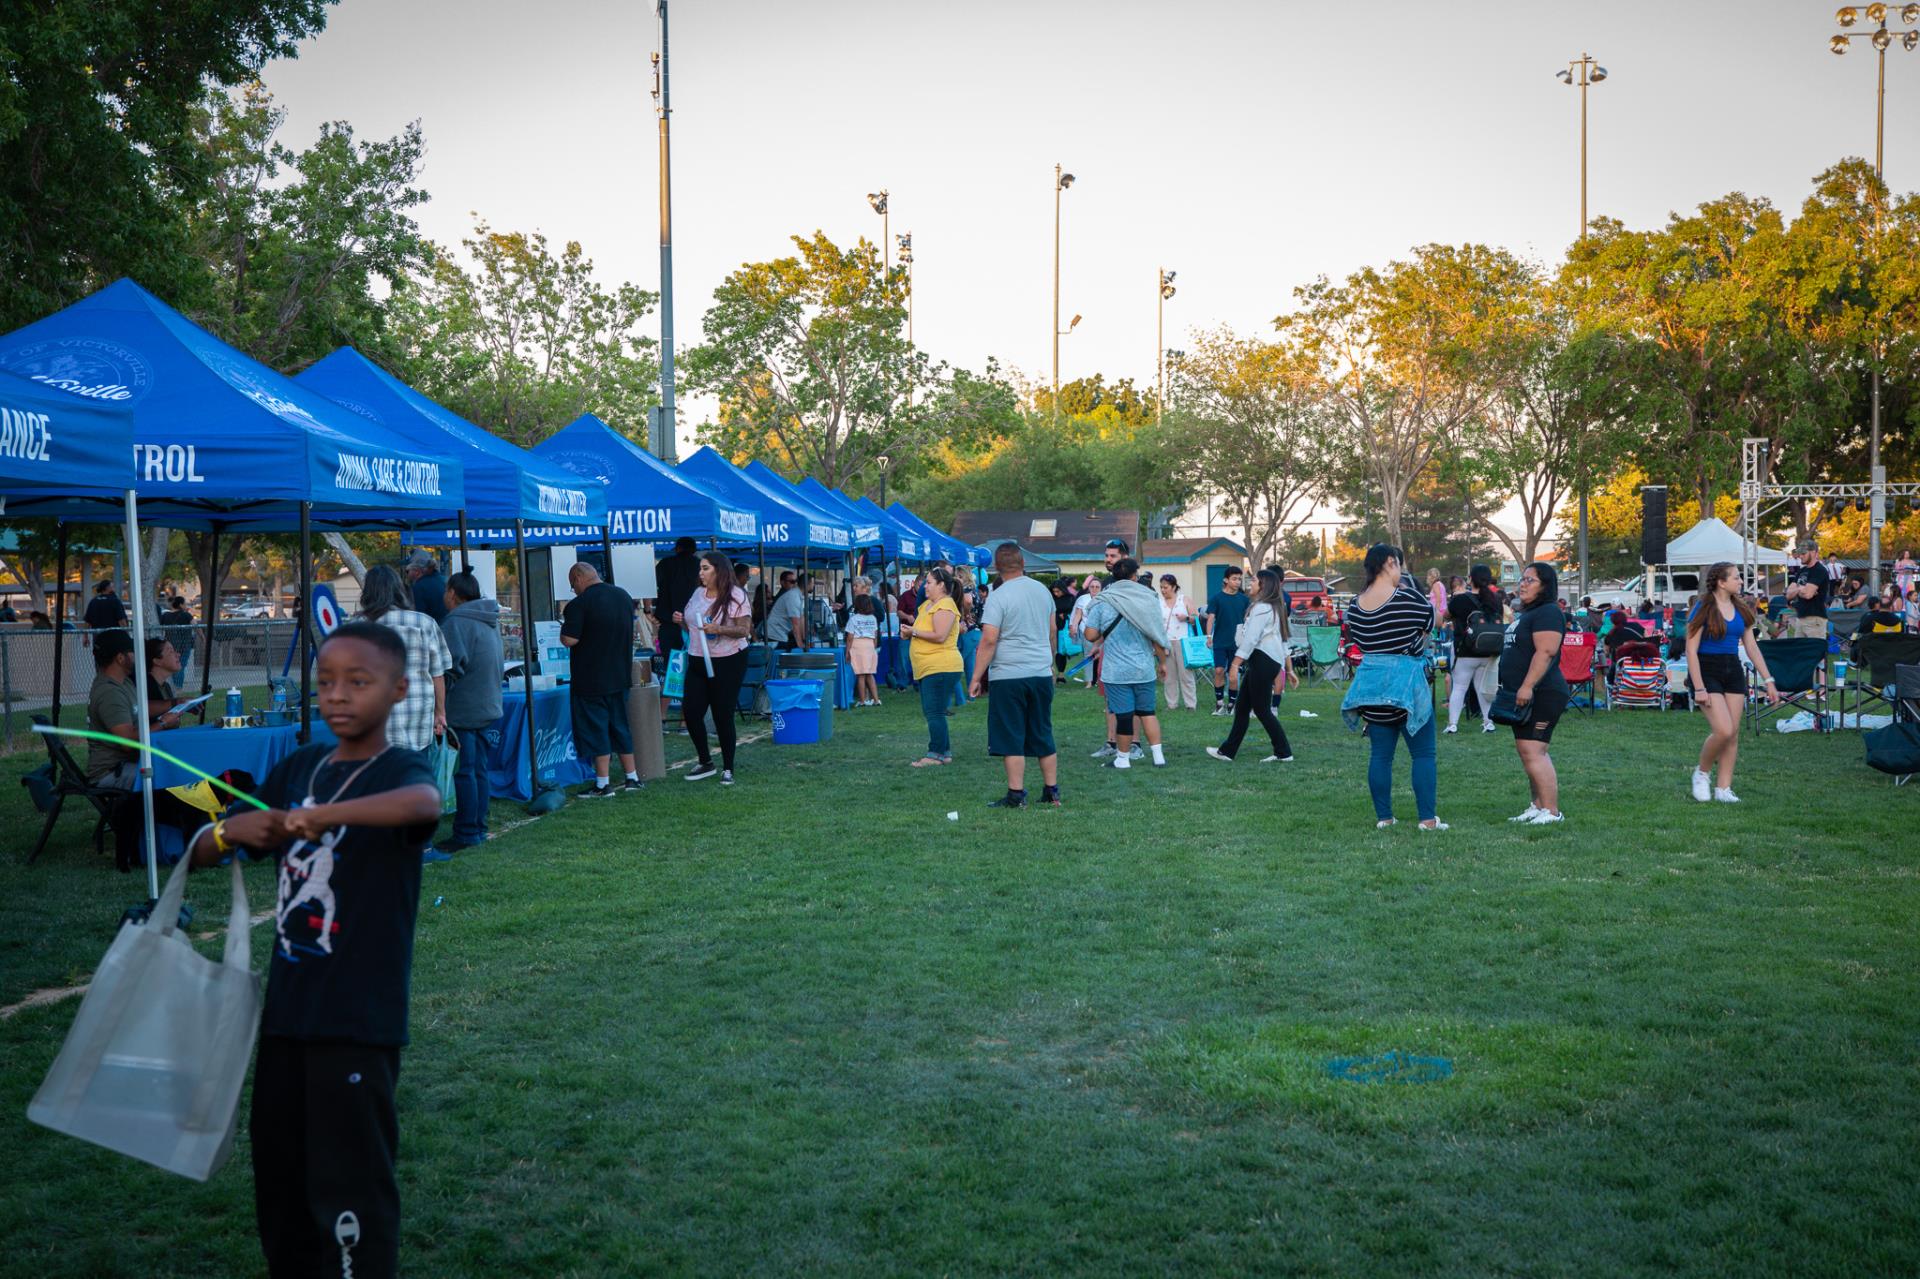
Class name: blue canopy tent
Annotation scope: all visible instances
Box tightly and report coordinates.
[677,448,850,555]
[296,351,613,809]
[888,502,976,566]
[0,371,164,891]
[793,478,883,548]
[527,415,759,548]
[848,495,929,563]
[0,278,467,763]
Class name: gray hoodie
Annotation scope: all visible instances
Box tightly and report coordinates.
[441,597,504,729]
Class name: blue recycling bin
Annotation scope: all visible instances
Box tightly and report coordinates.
[768,678,823,745]
[774,655,837,741]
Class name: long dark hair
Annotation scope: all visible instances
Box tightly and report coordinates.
[1468,563,1501,614]
[1519,561,1559,611]
[1251,567,1291,640]
[697,550,743,619]
[1687,561,1758,641]
[1362,544,1405,589]
[358,564,410,621]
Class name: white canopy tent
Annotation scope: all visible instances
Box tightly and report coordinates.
[1663,518,1794,568]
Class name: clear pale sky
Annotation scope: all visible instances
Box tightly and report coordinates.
[261,0,1913,438]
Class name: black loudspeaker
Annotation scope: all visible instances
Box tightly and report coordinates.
[1640,488,1668,565]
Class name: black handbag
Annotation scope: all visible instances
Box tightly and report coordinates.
[1487,687,1534,726]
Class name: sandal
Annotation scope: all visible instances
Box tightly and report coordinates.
[910,755,948,767]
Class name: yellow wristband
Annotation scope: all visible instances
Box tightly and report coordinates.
[212,820,231,854]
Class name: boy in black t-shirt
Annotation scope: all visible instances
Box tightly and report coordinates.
[190,622,441,1279]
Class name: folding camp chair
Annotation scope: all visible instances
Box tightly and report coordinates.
[737,642,773,721]
[1306,625,1347,683]
[21,714,134,863]
[1749,638,1827,734]
[1610,657,1666,710]
[1559,630,1603,713]
[1840,634,1920,722]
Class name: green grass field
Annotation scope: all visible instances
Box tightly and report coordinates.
[2,681,1915,1277]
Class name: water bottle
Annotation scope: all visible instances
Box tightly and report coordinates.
[225,687,243,720]
[271,683,287,714]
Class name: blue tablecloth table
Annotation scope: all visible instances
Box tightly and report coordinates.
[148,721,337,791]
[486,687,595,801]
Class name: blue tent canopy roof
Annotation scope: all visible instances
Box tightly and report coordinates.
[791,478,885,548]
[847,495,928,561]
[0,367,133,497]
[888,502,978,566]
[296,348,605,528]
[738,462,856,552]
[408,414,759,547]
[0,279,463,527]
[677,448,850,553]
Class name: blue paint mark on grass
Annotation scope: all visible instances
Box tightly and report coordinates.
[1326,1051,1454,1085]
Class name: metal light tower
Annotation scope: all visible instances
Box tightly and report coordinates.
[1831,2,1918,592]
[1558,52,1606,604]
[867,189,889,281]
[1053,164,1075,424]
[651,1,677,460]
[1157,268,1177,421]
[896,232,913,347]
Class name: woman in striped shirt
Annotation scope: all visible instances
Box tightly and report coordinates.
[1344,544,1445,830]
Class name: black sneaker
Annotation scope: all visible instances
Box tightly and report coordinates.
[987,790,1028,809]
[720,769,735,786]
[1040,785,1062,807]
[620,777,645,793]
[582,782,616,799]
[686,763,718,782]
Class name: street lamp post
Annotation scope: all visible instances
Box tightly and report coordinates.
[1831,2,1917,593]
[650,1,677,460]
[1053,164,1075,425]
[1157,268,1177,421]
[1558,52,1607,605]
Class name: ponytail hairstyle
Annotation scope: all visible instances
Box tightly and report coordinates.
[1362,544,1405,589]
[1686,561,1758,642]
[1468,562,1501,613]
[1251,566,1291,640]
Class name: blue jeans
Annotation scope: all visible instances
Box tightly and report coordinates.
[1367,715,1437,823]
[452,725,491,842]
[919,671,961,758]
[954,631,981,707]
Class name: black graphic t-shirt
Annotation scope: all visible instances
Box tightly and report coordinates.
[1499,603,1569,698]
[255,744,436,1046]
[1789,561,1832,619]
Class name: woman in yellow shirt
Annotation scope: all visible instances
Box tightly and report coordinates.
[903,568,963,766]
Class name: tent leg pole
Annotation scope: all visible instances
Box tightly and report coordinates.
[458,513,471,575]
[515,520,541,806]
[50,521,68,725]
[298,503,312,745]
[603,526,616,587]
[124,491,159,900]
[757,543,767,642]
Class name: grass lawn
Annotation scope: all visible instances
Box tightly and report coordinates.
[1,680,1915,1276]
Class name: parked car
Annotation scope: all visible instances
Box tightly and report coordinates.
[1586,570,1702,611]
[1282,575,1339,623]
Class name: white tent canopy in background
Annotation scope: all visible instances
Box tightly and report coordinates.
[1662,517,1794,567]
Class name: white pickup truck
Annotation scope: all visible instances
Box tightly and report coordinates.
[1585,570,1702,610]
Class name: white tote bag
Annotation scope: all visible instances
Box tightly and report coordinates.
[28,852,261,1181]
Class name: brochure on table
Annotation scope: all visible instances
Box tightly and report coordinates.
[533,620,570,681]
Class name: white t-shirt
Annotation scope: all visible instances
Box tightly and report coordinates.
[980,575,1057,680]
[847,614,878,640]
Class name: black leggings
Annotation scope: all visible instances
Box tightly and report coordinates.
[683,649,749,769]
[1218,649,1292,759]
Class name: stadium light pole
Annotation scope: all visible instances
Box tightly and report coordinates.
[1831,3,1918,593]
[1053,164,1075,425]
[651,1,677,460]
[1157,269,1177,422]
[1558,52,1606,605]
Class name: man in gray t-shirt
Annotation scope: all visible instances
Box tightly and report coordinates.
[765,571,808,648]
[972,545,1059,807]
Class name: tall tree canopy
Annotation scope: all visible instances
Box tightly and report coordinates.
[0,0,335,332]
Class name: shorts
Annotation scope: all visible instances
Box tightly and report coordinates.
[1511,689,1567,744]
[1103,679,1157,716]
[987,676,1057,759]
[570,690,632,759]
[1212,645,1236,671]
[1786,614,1828,640]
[1695,653,1748,696]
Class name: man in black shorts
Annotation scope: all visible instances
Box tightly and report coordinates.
[560,562,640,799]
[972,543,1060,808]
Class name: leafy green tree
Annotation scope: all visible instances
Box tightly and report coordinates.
[0,0,334,333]
[1169,327,1331,571]
[386,218,661,448]
[1279,243,1535,547]
[683,231,922,486]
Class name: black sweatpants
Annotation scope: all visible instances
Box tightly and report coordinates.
[682,648,749,770]
[1218,649,1292,759]
[251,1036,402,1279]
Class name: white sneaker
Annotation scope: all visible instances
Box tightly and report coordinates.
[1090,743,1117,759]
[1127,744,1145,761]
[1509,805,1542,823]
[1690,769,1712,803]
[1481,722,1497,733]
[1526,810,1565,824]
[1375,819,1397,829]
[1206,747,1234,762]
[1211,704,1229,716]
[1444,724,1458,734]
[1418,819,1450,831]
[1713,787,1741,803]
[1259,754,1293,763]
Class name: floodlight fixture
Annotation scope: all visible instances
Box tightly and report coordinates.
[1838,5,1860,25]
[867,190,888,214]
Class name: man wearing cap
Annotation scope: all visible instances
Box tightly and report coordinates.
[404,551,449,623]
[1786,539,1833,641]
